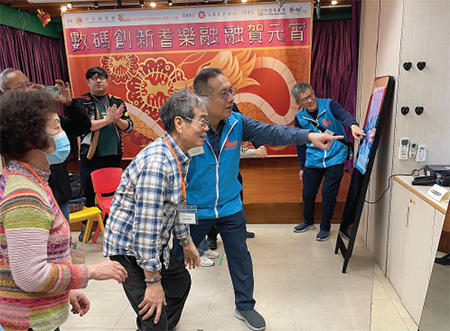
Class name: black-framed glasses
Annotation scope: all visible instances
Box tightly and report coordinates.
[184,117,211,129]
[300,93,316,104]
[89,75,107,81]
[213,88,236,100]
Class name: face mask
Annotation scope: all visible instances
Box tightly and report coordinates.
[43,131,71,165]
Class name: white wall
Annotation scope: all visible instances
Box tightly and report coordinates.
[392,0,450,172]
[357,0,404,273]
[357,0,450,273]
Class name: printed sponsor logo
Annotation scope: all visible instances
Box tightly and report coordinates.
[322,119,332,127]
[224,139,238,150]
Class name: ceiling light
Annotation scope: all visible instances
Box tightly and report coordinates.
[241,0,247,2]
[139,0,144,5]
[168,0,173,5]
[67,3,72,8]
[331,0,338,4]
[93,1,98,8]
[28,0,101,2]
[205,0,209,3]
[150,2,156,7]
[61,6,67,12]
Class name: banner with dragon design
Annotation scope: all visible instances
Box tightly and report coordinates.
[62,2,312,158]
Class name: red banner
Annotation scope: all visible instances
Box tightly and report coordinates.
[63,3,312,158]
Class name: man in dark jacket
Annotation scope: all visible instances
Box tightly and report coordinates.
[71,67,133,241]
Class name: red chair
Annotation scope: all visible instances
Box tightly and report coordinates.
[90,167,123,243]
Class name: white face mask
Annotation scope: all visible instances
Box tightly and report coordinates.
[41,131,71,165]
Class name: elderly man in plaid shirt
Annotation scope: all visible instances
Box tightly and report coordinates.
[103,90,209,331]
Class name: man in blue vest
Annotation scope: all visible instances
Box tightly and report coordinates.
[174,68,342,331]
[292,82,365,242]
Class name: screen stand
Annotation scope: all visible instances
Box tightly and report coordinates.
[334,76,394,273]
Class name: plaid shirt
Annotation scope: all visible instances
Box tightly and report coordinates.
[103,132,190,271]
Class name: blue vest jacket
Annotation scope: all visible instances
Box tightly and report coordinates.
[296,98,347,168]
[186,112,243,219]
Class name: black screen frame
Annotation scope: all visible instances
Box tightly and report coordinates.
[335,75,395,273]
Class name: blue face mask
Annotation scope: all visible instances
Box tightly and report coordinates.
[43,131,71,165]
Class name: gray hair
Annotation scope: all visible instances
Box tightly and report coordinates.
[160,89,208,134]
[193,68,223,96]
[291,82,313,103]
[0,68,22,92]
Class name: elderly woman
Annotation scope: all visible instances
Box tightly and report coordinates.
[0,90,127,331]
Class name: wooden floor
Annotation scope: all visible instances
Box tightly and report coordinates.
[240,157,351,224]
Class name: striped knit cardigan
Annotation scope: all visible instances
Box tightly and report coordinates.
[0,161,89,331]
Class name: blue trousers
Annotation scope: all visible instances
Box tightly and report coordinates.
[197,238,208,256]
[173,209,255,311]
[59,202,70,223]
[302,164,344,231]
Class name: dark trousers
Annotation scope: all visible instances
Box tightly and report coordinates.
[110,251,191,331]
[302,164,345,231]
[80,155,121,207]
[174,209,255,311]
[207,173,244,241]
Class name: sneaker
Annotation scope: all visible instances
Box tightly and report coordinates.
[204,249,220,259]
[435,253,450,265]
[316,229,330,241]
[339,229,351,241]
[246,231,255,238]
[234,308,266,331]
[293,222,315,233]
[200,255,215,267]
[207,237,218,250]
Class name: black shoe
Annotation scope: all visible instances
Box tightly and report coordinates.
[246,231,255,238]
[234,308,266,331]
[207,237,218,250]
[339,228,351,241]
[435,253,450,265]
[78,224,93,242]
[78,225,86,242]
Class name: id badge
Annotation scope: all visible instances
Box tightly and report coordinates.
[188,146,205,157]
[177,204,198,224]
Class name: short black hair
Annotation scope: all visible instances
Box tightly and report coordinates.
[193,68,223,96]
[160,89,207,134]
[0,90,59,160]
[85,66,108,80]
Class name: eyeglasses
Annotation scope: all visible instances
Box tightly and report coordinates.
[212,88,236,100]
[184,117,211,129]
[89,75,107,81]
[300,93,316,104]
[6,81,33,91]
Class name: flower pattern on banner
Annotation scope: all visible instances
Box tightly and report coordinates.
[126,57,186,121]
[100,55,139,84]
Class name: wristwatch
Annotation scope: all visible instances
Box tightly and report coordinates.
[180,236,192,247]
